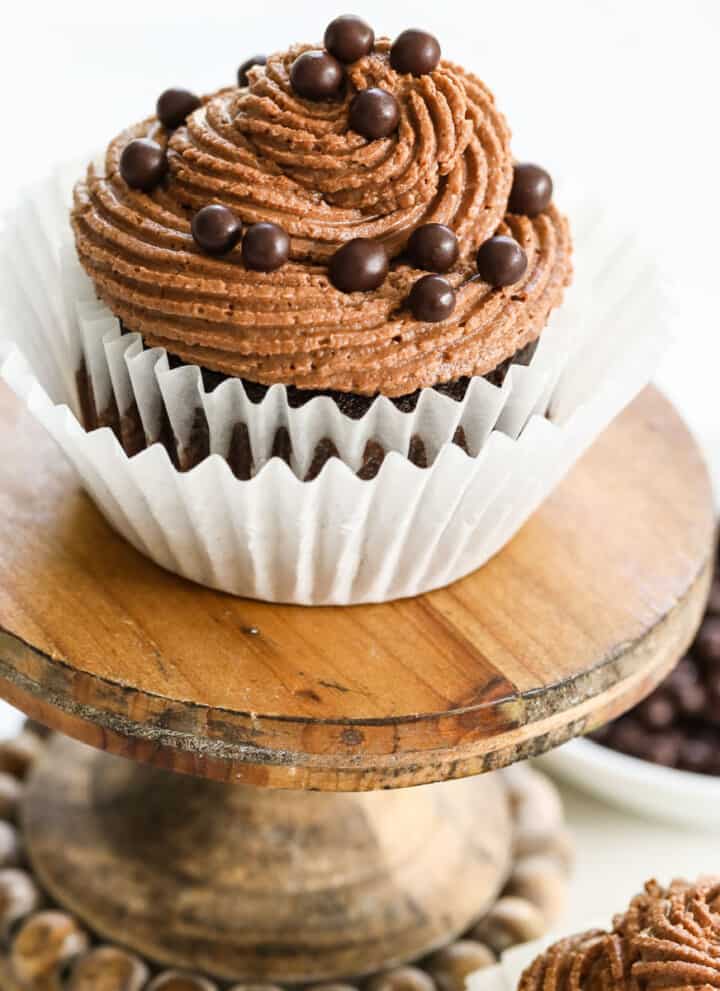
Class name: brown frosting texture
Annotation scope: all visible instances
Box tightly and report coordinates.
[519,878,720,991]
[72,41,572,397]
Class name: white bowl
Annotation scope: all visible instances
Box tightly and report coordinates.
[539,737,720,829]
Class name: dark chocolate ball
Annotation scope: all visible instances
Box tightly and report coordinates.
[667,656,700,688]
[636,691,676,731]
[610,720,651,760]
[191,204,243,256]
[329,239,389,292]
[324,15,375,63]
[695,616,720,664]
[679,736,715,774]
[242,222,291,272]
[390,29,441,76]
[508,163,554,217]
[349,88,400,140]
[673,677,707,717]
[476,236,528,287]
[238,55,267,87]
[290,50,344,101]
[119,139,168,192]
[408,274,456,322]
[156,88,202,130]
[649,732,681,768]
[407,223,459,273]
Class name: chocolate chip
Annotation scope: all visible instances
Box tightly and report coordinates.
[242,221,290,272]
[648,732,681,768]
[666,655,700,689]
[238,55,267,87]
[476,235,528,287]
[191,204,243,255]
[290,50,344,101]
[508,164,553,217]
[408,274,456,322]
[156,88,201,130]
[390,29,441,76]
[636,691,676,731]
[695,616,720,664]
[407,223,459,273]
[324,15,374,63]
[119,139,168,192]
[329,239,389,293]
[610,720,652,760]
[349,88,400,140]
[673,677,707,717]
[679,736,715,774]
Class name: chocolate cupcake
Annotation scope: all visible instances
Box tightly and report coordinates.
[1,17,659,603]
[70,27,572,476]
[519,878,720,991]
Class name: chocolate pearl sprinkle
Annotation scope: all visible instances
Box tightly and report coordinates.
[237,55,267,87]
[349,88,400,140]
[191,205,243,256]
[390,29,441,76]
[290,50,344,101]
[119,139,167,192]
[509,164,554,218]
[408,274,456,323]
[407,224,459,273]
[329,239,389,293]
[476,236,528,288]
[324,15,374,63]
[156,88,201,130]
[242,222,290,272]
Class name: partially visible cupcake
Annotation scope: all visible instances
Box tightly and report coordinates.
[70,15,572,478]
[519,878,720,991]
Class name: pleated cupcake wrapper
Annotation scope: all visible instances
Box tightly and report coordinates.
[0,169,668,603]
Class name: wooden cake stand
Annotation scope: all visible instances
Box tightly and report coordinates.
[0,385,713,987]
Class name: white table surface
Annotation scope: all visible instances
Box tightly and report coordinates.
[1,0,719,931]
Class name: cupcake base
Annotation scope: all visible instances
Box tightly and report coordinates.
[75,339,539,479]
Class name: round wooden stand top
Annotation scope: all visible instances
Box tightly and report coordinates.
[0,385,713,791]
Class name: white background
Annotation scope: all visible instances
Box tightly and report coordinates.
[1,0,720,934]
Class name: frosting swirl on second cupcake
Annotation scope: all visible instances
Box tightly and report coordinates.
[72,38,572,397]
[519,878,720,991]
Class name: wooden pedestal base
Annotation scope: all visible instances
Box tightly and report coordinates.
[21,736,512,984]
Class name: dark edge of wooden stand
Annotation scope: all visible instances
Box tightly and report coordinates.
[0,555,710,790]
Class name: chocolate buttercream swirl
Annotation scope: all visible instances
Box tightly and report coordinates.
[72,40,572,396]
[519,879,720,991]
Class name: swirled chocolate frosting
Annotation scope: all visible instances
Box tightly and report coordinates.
[519,878,720,991]
[72,39,572,397]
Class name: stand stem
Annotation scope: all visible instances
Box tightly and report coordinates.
[22,736,513,984]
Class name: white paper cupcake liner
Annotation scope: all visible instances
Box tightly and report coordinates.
[0,168,668,604]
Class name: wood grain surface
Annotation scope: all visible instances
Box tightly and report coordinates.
[0,384,714,790]
[23,735,512,984]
